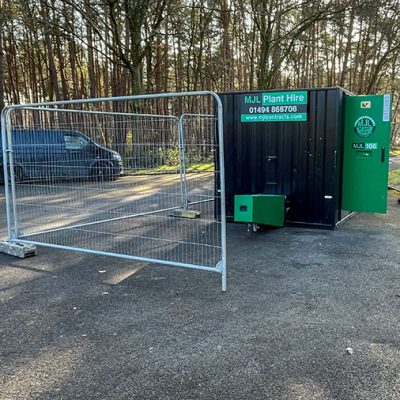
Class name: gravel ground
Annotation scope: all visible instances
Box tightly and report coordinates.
[1,190,400,399]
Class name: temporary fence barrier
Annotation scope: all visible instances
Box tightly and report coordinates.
[0,91,227,290]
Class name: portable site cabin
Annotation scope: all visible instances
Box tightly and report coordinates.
[220,87,392,229]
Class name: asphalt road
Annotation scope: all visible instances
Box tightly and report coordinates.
[389,155,400,171]
[1,178,400,398]
[0,173,220,268]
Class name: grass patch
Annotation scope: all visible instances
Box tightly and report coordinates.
[388,168,400,187]
[128,162,214,175]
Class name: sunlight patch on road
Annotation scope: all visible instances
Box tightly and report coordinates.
[103,265,148,285]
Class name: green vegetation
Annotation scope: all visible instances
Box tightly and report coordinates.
[128,163,214,175]
[388,169,400,187]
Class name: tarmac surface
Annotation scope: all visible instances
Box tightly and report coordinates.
[1,187,400,399]
[389,154,400,171]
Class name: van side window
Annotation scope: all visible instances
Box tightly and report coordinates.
[64,134,89,150]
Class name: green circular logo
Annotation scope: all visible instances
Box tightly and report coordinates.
[354,116,376,138]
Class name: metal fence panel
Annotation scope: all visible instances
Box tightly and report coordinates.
[1,92,226,290]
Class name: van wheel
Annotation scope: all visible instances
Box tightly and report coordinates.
[13,167,23,183]
[0,167,22,184]
[91,162,112,181]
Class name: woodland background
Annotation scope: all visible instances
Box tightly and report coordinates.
[1,0,400,142]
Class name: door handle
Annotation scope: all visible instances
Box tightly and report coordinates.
[381,147,385,163]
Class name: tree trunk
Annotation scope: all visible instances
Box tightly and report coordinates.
[0,0,5,111]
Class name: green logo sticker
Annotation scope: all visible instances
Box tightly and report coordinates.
[354,116,376,138]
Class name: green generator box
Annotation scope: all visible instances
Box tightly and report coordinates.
[234,194,286,227]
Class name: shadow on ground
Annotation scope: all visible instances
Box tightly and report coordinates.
[1,193,400,399]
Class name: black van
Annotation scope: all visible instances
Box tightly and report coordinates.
[0,129,123,183]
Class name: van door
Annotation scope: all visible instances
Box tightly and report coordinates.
[10,130,66,181]
[62,132,93,178]
[36,131,66,181]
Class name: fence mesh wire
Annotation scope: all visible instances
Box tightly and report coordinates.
[3,95,223,271]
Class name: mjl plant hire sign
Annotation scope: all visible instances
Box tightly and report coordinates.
[240,91,308,123]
